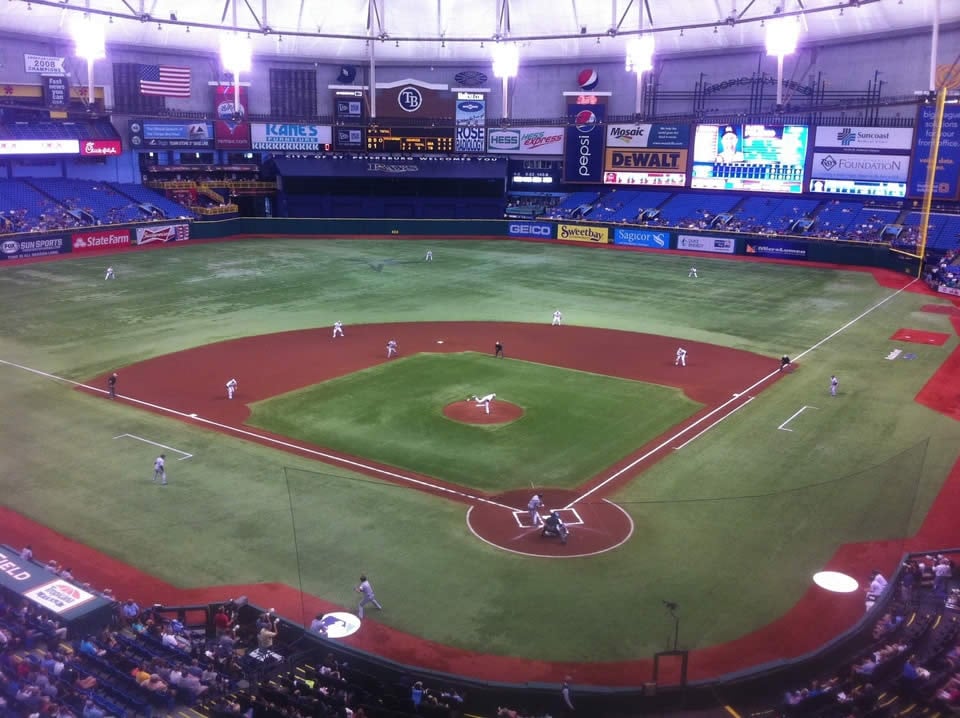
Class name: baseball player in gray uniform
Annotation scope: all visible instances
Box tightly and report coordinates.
[355,575,383,618]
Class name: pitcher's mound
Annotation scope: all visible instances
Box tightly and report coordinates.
[443,400,524,425]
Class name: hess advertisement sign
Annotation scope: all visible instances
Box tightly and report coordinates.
[487,127,566,155]
[563,104,606,183]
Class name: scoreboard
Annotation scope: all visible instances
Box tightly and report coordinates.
[366,126,455,153]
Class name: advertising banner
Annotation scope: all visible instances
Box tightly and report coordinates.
[563,104,606,183]
[938,285,960,298]
[79,140,123,157]
[0,236,69,260]
[375,79,451,119]
[604,149,688,172]
[605,124,690,149]
[745,240,808,260]
[0,139,79,155]
[24,580,98,615]
[810,152,910,182]
[213,85,251,150]
[909,105,960,200]
[557,223,609,243]
[71,229,131,252]
[43,75,69,111]
[334,127,366,151]
[506,222,554,239]
[334,92,365,122]
[613,227,671,248]
[130,120,215,149]
[813,126,914,153]
[135,224,191,245]
[455,96,486,153]
[487,126,566,155]
[250,124,332,151]
[24,54,66,75]
[677,234,735,254]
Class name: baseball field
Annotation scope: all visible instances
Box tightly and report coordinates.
[1,237,958,685]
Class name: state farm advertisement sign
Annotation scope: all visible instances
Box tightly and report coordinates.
[72,229,131,252]
[79,139,123,157]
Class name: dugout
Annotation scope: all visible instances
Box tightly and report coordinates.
[268,155,507,220]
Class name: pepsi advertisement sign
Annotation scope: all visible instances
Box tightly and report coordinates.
[613,228,671,248]
[564,103,606,183]
[507,222,555,239]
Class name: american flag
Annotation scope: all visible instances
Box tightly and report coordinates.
[138,64,191,97]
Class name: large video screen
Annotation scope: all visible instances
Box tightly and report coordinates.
[691,124,809,193]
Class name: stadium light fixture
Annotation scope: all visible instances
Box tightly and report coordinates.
[625,34,654,73]
[491,42,518,79]
[220,33,252,115]
[766,16,800,108]
[72,15,105,60]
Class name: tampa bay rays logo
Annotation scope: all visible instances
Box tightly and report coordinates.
[398,87,423,112]
[836,127,856,146]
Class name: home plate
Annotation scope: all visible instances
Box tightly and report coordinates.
[437,340,444,344]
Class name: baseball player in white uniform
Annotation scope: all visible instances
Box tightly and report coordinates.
[332,321,344,338]
[226,378,238,399]
[675,347,687,366]
[153,454,167,485]
[386,340,398,358]
[104,266,115,280]
[527,493,544,527]
[688,266,698,278]
[425,250,433,262]
[552,310,563,326]
[830,375,839,396]
[470,393,496,414]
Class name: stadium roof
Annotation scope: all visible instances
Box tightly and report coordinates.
[3,0,957,65]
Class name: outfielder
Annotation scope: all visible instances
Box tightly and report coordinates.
[425,250,433,262]
[830,375,839,397]
[104,266,116,280]
[153,454,167,485]
[470,393,496,414]
[386,339,398,358]
[552,310,563,326]
[333,321,344,338]
[688,266,698,278]
[675,347,687,366]
[226,378,238,399]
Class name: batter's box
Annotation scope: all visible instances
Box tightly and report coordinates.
[512,507,583,528]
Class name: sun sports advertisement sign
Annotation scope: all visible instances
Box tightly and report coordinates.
[135,224,191,245]
[563,104,606,183]
[487,126,565,155]
[455,93,486,153]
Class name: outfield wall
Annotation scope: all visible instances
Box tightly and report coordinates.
[1,216,920,275]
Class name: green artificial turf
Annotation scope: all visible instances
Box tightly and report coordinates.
[247,352,701,492]
[0,238,958,662]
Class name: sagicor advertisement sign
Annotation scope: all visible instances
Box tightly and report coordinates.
[909,104,960,200]
[563,104,606,183]
[613,228,670,248]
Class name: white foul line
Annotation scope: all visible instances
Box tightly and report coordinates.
[777,405,818,433]
[565,278,919,509]
[674,396,755,450]
[113,433,193,460]
[0,357,518,512]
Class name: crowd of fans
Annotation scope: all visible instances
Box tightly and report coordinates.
[779,555,959,717]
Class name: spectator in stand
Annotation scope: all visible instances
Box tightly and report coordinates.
[934,558,953,595]
[121,598,140,625]
[20,545,33,561]
[214,605,233,636]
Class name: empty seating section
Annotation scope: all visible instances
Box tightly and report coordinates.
[544,191,600,218]
[731,197,820,233]
[589,190,671,222]
[113,183,195,219]
[843,207,899,242]
[0,180,52,227]
[656,192,741,226]
[812,201,865,236]
[0,120,119,141]
[34,179,145,224]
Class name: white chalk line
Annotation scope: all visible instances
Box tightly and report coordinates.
[113,433,193,460]
[0,357,517,512]
[777,405,819,433]
[674,396,755,450]
[565,278,919,509]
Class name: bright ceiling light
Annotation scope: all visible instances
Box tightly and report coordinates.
[766,15,800,57]
[73,16,105,60]
[220,33,252,74]
[492,43,518,79]
[625,34,655,73]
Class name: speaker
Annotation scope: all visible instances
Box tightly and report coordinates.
[337,65,357,84]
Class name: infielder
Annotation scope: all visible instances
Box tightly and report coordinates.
[107,372,118,399]
[688,266,698,278]
[386,339,398,358]
[527,493,544,527]
[494,340,504,358]
[470,393,496,414]
[333,321,344,338]
[675,347,687,366]
[552,310,563,326]
[355,575,383,618]
[830,375,839,397]
[104,266,115,280]
[226,378,238,399]
[153,454,167,485]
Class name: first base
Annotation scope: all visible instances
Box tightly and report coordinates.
[437,340,444,344]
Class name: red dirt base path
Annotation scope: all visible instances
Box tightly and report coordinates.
[889,328,951,346]
[442,399,524,425]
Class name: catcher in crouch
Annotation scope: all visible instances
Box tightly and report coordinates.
[541,510,569,545]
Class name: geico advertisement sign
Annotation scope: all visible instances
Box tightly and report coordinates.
[507,223,554,238]
[557,224,609,243]
[605,149,688,172]
[72,230,130,251]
